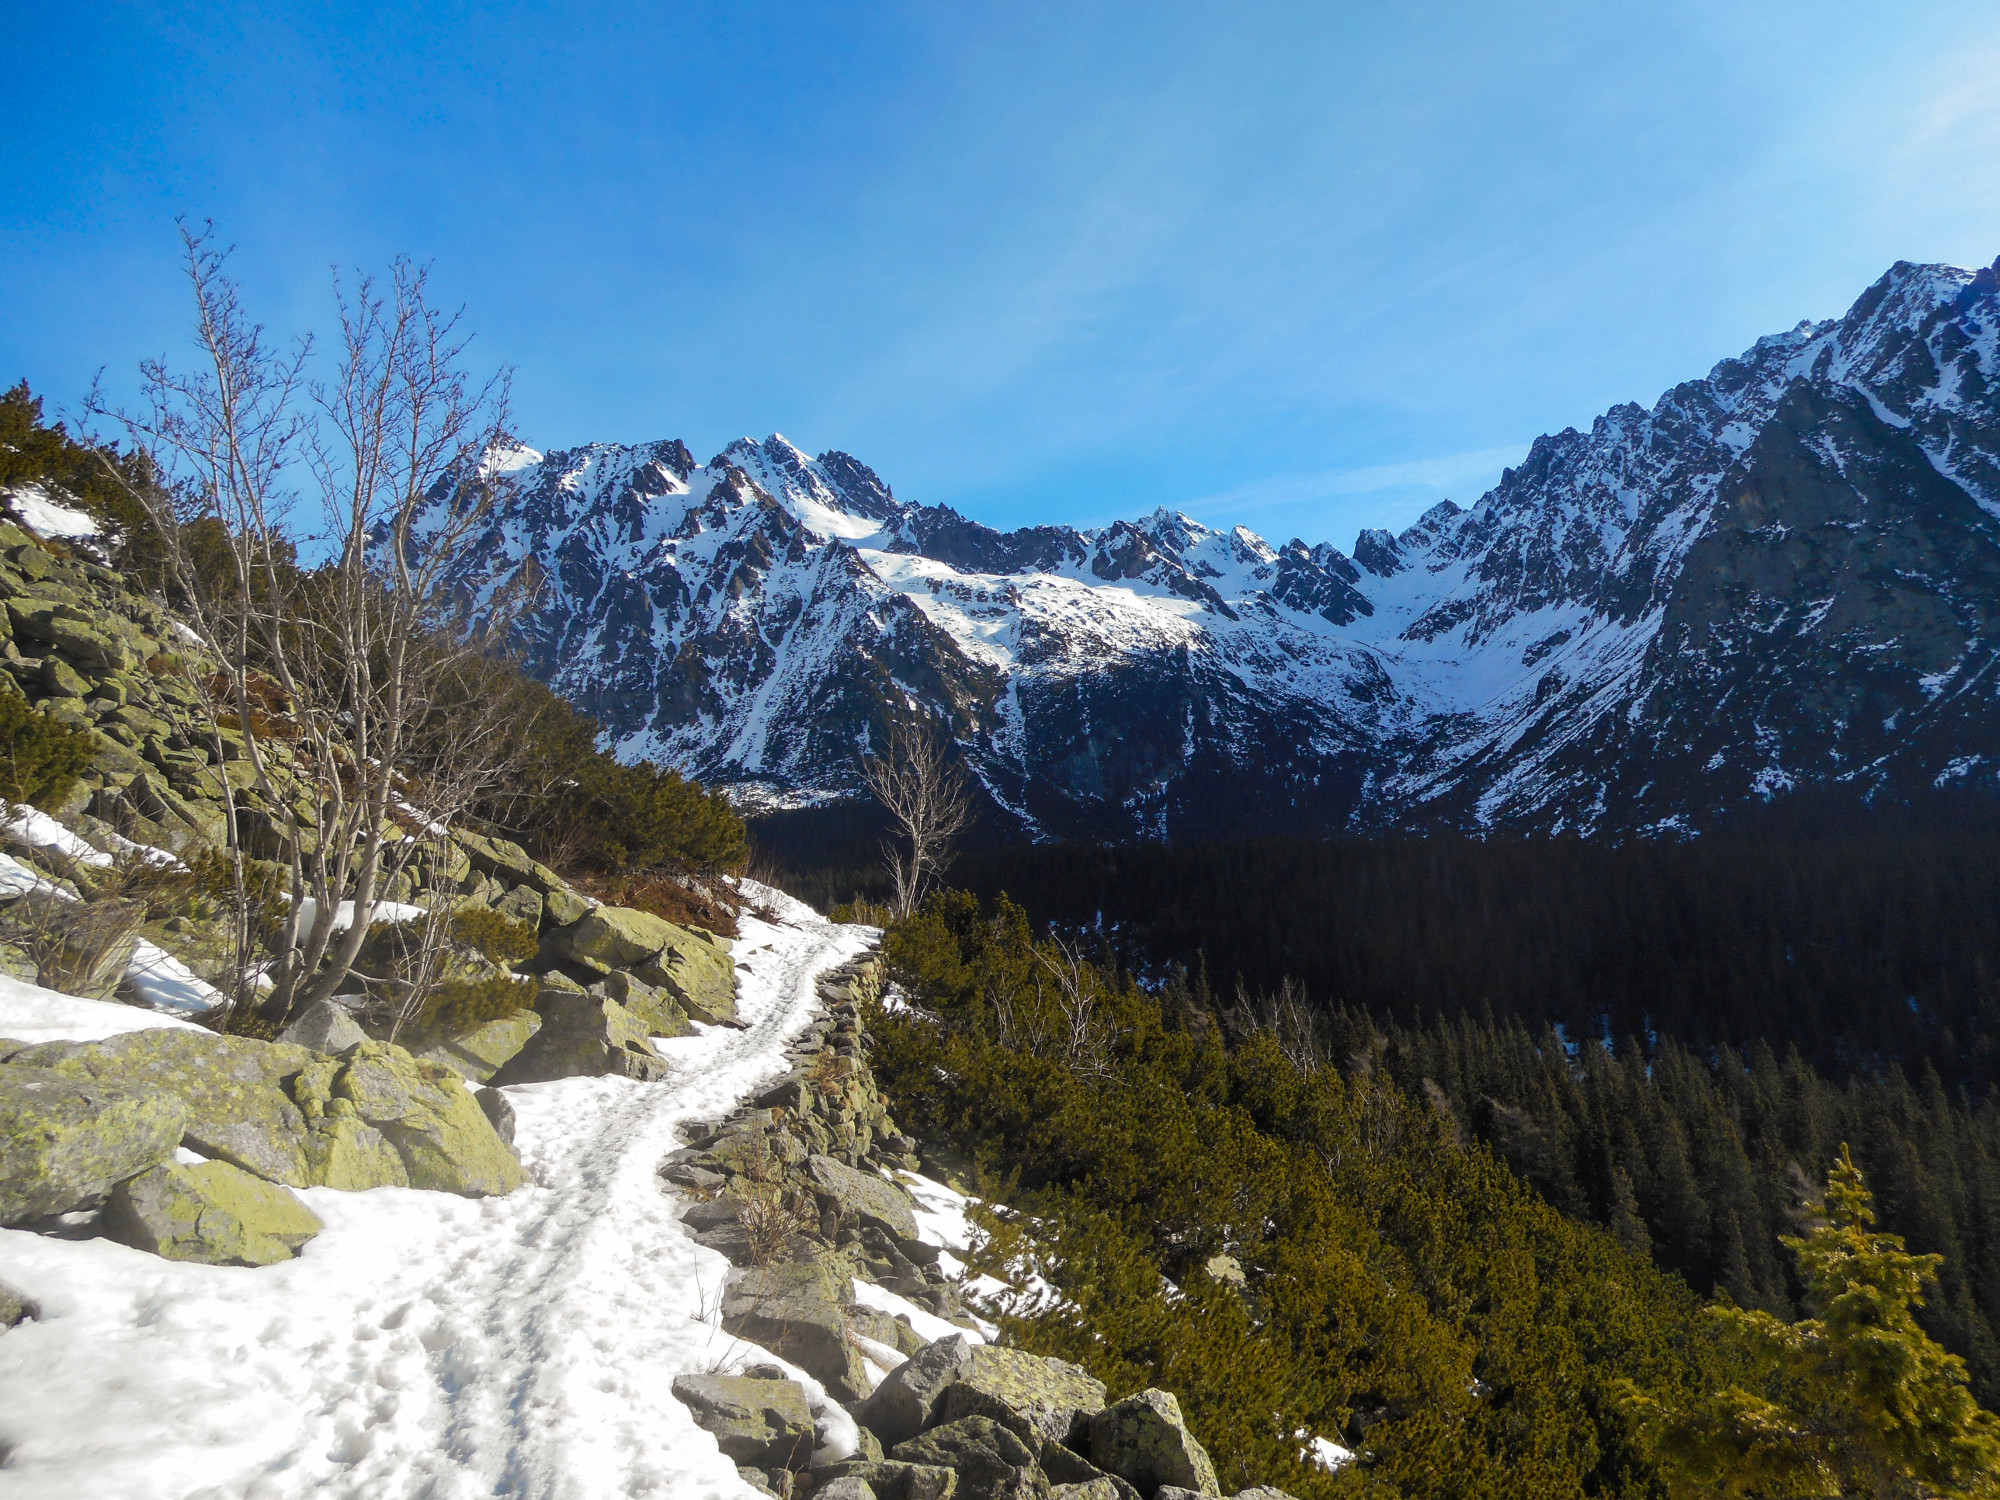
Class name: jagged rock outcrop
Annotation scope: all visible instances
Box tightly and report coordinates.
[420,254,2000,838]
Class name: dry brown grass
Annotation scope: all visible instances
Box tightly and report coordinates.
[568,869,740,939]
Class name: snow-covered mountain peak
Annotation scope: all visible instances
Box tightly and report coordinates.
[424,252,2000,838]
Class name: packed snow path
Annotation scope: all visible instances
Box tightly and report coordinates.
[0,886,875,1500]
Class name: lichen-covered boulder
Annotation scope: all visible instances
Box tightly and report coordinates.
[1089,1390,1219,1499]
[276,998,368,1054]
[817,1462,959,1500]
[857,1334,977,1447]
[671,1372,816,1468]
[940,1346,1108,1448]
[330,1041,526,1195]
[542,887,592,928]
[416,1008,543,1084]
[104,1159,323,1265]
[1038,1443,1139,1500]
[1051,1483,1129,1500]
[0,1063,186,1223]
[547,903,683,969]
[5,1029,317,1186]
[722,1254,870,1402]
[806,1153,920,1242]
[892,1417,1050,1500]
[493,883,544,929]
[817,1480,878,1500]
[590,970,691,1039]
[634,925,737,1024]
[492,991,670,1085]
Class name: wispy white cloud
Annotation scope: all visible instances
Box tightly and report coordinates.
[1169,442,1527,543]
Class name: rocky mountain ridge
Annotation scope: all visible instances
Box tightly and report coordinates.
[422,253,2000,838]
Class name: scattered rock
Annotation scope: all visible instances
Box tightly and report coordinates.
[940,1346,1107,1448]
[276,998,368,1054]
[722,1253,871,1402]
[103,1159,322,1265]
[0,1275,41,1328]
[0,1062,187,1223]
[892,1417,1050,1500]
[492,991,670,1084]
[670,1372,816,1468]
[817,1479,879,1500]
[1202,1254,1245,1292]
[857,1334,979,1447]
[416,1008,543,1084]
[1089,1390,1220,1499]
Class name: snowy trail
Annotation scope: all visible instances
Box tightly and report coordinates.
[0,886,875,1500]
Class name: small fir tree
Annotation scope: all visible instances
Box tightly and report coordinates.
[1625,1145,2000,1498]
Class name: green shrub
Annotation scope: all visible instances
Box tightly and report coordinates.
[871,890,1725,1499]
[447,906,539,967]
[414,970,535,1040]
[0,688,97,810]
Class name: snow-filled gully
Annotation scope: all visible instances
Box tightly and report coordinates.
[0,886,876,1500]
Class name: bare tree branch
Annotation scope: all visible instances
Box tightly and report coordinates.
[861,719,973,919]
[85,223,524,1023]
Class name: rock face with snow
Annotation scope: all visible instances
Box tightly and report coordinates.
[423,254,2000,836]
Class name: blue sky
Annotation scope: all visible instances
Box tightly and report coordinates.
[6,3,2000,550]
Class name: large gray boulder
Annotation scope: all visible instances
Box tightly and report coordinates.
[275,998,368,1054]
[589,970,691,1040]
[807,1153,920,1242]
[671,1372,815,1468]
[856,1333,977,1447]
[721,1254,870,1402]
[416,1008,543,1084]
[892,1417,1050,1500]
[491,991,670,1085]
[547,904,684,969]
[104,1159,323,1265]
[0,1062,187,1223]
[320,1041,527,1196]
[5,1029,317,1186]
[1089,1390,1219,1499]
[634,924,738,1024]
[939,1345,1106,1448]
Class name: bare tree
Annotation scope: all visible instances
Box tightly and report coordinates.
[861,718,974,919]
[90,224,523,1022]
[1035,933,1121,1078]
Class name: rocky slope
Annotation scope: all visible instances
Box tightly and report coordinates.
[421,254,2000,837]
